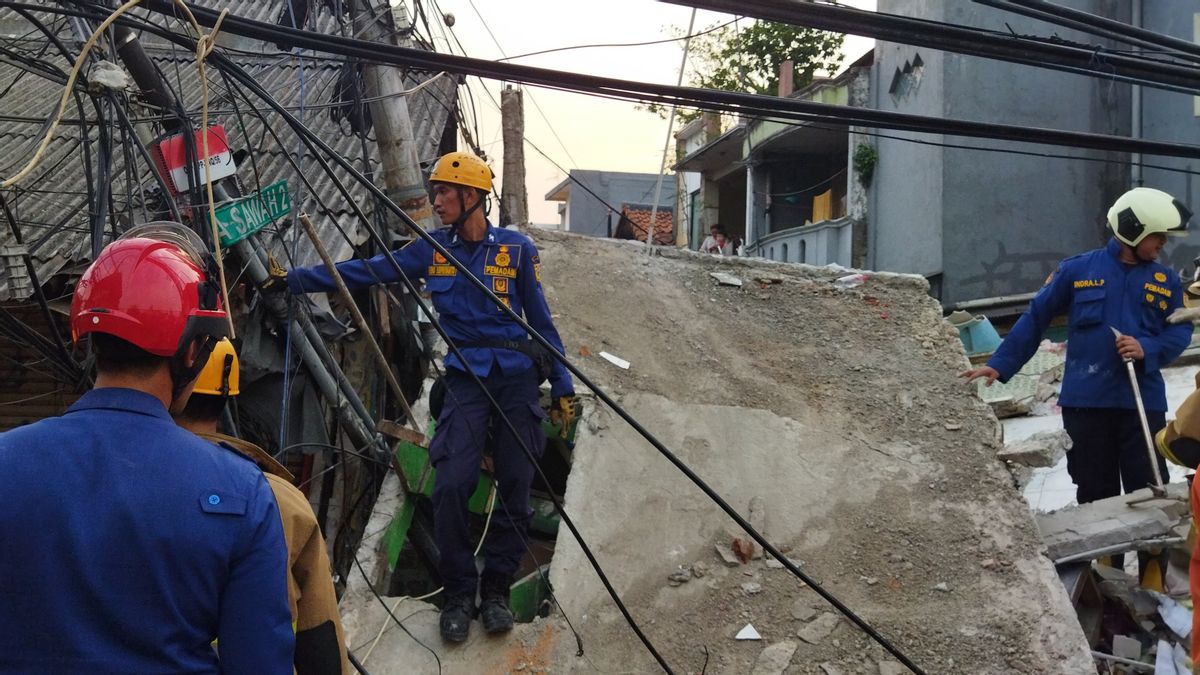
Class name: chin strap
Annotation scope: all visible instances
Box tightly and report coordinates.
[168,335,218,404]
[449,186,486,235]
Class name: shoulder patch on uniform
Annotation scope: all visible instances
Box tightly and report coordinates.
[199,491,248,516]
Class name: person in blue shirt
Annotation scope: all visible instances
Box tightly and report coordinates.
[288,152,575,643]
[962,188,1193,505]
[0,225,293,674]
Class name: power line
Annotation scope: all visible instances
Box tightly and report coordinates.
[93,0,1200,162]
[662,0,1200,95]
[104,8,929,668]
[496,18,739,63]
[461,0,580,169]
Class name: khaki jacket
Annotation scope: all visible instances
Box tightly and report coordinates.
[201,432,349,675]
[1166,372,1200,449]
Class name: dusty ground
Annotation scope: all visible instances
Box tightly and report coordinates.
[342,231,1093,674]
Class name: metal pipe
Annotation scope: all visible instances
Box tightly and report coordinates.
[1131,0,1142,186]
[230,238,385,456]
[1089,650,1153,672]
[1054,536,1185,565]
[951,292,1038,311]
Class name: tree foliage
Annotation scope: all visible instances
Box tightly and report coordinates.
[647,21,845,120]
[692,21,845,96]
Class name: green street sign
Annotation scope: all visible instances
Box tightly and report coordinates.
[214,180,291,247]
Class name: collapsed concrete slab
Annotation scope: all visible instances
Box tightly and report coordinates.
[346,231,1094,673]
[1036,484,1191,563]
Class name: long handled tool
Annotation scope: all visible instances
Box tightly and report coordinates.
[1111,327,1166,495]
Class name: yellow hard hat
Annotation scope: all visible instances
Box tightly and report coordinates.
[193,338,239,397]
[429,152,492,192]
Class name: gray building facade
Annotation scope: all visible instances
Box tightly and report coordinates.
[545,170,677,239]
[873,0,1140,307]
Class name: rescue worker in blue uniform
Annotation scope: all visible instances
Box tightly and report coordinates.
[0,224,293,674]
[963,188,1193,504]
[287,152,575,643]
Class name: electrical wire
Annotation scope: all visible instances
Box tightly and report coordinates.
[496,18,740,62]
[207,41,927,675]
[179,35,910,672]
[16,3,1142,667]
[51,5,928,662]
[353,554,442,675]
[0,0,144,188]
[26,0,1200,164]
[200,42,601,667]
[99,0,1200,162]
[980,0,1200,63]
[459,0,578,169]
[359,486,496,666]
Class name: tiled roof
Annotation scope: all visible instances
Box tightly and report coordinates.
[621,203,674,246]
[0,1,456,299]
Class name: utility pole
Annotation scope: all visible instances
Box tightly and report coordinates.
[351,0,438,240]
[500,86,528,227]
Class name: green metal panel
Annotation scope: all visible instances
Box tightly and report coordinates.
[382,411,578,575]
[510,565,552,623]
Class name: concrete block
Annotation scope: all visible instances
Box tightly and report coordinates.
[1111,634,1141,661]
[1036,483,1190,561]
[997,430,1070,468]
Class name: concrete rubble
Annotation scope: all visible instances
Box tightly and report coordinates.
[1036,483,1190,562]
[997,429,1071,468]
[340,231,1095,673]
[974,340,1065,419]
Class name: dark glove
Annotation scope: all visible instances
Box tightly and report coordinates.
[549,395,579,439]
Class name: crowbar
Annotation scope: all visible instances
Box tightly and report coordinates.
[1111,326,1166,497]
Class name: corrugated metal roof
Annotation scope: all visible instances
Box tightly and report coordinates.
[0,1,456,298]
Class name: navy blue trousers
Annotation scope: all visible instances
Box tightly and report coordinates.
[1062,407,1168,504]
[428,366,546,598]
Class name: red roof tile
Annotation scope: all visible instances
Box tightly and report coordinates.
[621,205,674,245]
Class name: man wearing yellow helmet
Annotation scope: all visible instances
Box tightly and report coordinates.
[287,152,575,643]
[175,339,349,675]
[963,187,1193,506]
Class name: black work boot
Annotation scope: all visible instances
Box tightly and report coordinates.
[439,594,474,643]
[479,572,514,634]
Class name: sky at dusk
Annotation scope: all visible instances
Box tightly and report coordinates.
[399,0,876,225]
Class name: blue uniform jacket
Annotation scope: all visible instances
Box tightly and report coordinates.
[0,388,294,674]
[988,238,1192,412]
[288,222,574,399]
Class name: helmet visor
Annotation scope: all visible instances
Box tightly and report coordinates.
[120,222,210,270]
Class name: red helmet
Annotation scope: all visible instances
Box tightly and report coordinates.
[71,226,228,357]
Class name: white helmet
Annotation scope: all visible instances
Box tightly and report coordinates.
[1107,187,1190,246]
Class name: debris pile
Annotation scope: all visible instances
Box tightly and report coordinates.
[342,231,1094,673]
[973,339,1066,419]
